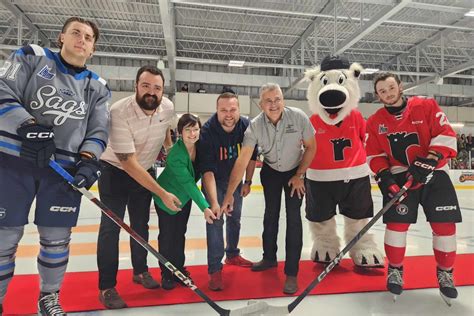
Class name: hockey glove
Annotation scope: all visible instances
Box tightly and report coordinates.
[375,169,406,202]
[407,156,437,188]
[17,123,55,168]
[72,157,102,189]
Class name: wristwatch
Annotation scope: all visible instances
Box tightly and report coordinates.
[244,180,252,185]
[297,173,305,180]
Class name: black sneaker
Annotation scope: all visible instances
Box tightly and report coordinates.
[38,291,66,316]
[161,276,177,290]
[387,265,404,296]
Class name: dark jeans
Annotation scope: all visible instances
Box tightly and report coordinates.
[156,200,192,279]
[203,182,243,274]
[260,163,303,276]
[97,161,153,290]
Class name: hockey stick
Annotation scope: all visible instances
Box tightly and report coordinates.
[244,178,413,315]
[48,160,268,316]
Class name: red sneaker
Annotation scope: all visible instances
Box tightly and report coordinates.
[208,270,224,291]
[225,255,253,267]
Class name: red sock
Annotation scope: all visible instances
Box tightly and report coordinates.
[431,222,456,270]
[384,223,410,267]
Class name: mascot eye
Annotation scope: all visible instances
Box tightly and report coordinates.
[338,74,346,84]
[320,75,329,85]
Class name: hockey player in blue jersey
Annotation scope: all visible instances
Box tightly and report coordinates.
[0,17,110,315]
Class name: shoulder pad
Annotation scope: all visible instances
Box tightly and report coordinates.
[18,44,46,56]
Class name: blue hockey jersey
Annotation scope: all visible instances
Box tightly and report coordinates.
[0,44,110,166]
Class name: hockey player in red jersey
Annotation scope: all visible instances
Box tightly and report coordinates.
[304,55,384,269]
[366,72,461,305]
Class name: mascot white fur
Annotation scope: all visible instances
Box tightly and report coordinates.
[304,55,384,268]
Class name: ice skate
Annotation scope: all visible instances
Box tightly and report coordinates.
[387,265,403,302]
[437,268,457,306]
[38,291,66,316]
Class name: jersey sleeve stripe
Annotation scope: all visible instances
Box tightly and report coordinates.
[0,105,22,116]
[430,135,457,151]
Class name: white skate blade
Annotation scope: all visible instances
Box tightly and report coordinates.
[440,291,453,307]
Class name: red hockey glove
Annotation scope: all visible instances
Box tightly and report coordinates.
[375,169,407,203]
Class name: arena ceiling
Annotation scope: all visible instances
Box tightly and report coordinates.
[0,0,473,105]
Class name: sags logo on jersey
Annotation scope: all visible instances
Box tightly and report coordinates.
[30,85,87,126]
[37,65,55,80]
[378,124,388,134]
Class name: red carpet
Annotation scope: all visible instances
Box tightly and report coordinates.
[3,254,474,314]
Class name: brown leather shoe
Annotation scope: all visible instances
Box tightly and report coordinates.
[283,276,298,294]
[133,271,160,289]
[225,255,253,267]
[99,288,127,309]
[208,270,224,291]
[251,259,277,272]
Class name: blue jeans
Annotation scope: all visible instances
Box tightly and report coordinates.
[203,182,243,274]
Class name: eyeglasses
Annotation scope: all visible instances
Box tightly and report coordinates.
[263,98,283,106]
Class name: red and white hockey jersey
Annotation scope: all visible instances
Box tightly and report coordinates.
[307,110,370,181]
[366,97,457,175]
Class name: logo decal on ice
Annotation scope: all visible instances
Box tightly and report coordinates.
[396,204,408,216]
[37,65,55,80]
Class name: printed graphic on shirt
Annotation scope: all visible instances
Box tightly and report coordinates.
[331,137,352,161]
[387,132,419,166]
[219,143,241,160]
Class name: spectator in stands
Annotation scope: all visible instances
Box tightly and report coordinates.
[181,83,188,92]
[221,85,235,94]
[197,84,206,93]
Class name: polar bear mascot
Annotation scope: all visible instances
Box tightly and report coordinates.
[304,55,384,268]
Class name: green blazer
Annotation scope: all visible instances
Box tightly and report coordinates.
[153,138,209,215]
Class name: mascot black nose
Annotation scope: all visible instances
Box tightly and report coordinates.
[319,90,346,108]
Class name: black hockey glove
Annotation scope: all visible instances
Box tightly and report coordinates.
[17,123,55,168]
[72,157,102,189]
[375,169,406,202]
[407,156,437,187]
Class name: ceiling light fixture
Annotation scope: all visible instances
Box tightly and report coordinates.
[362,68,380,74]
[228,60,245,67]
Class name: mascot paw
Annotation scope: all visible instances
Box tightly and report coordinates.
[311,243,340,264]
[350,247,385,268]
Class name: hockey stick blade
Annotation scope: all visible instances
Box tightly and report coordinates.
[49,160,269,316]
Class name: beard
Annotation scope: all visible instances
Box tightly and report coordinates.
[137,93,161,111]
[384,91,403,106]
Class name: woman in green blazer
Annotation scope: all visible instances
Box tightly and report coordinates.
[153,113,216,290]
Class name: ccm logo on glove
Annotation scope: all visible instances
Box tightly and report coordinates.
[25,131,54,139]
[413,160,436,171]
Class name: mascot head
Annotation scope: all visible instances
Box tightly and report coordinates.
[306,55,363,125]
